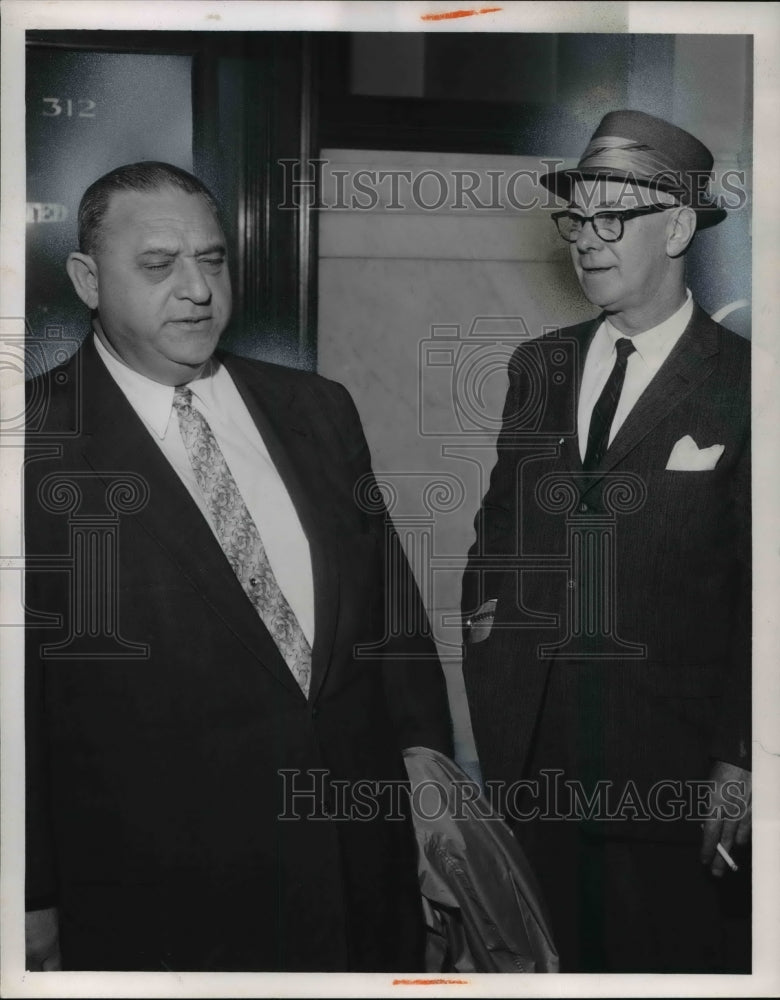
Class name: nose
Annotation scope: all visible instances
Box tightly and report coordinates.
[174,259,212,303]
[574,218,603,253]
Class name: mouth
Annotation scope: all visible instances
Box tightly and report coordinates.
[581,265,614,274]
[168,316,213,326]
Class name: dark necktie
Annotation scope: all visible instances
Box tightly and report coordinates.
[583,337,636,470]
[173,386,312,696]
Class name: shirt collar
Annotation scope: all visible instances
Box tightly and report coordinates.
[603,289,693,368]
[92,333,222,439]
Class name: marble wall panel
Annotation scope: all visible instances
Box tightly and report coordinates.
[317,154,597,762]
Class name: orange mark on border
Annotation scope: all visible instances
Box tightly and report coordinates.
[421,7,502,21]
[393,979,470,985]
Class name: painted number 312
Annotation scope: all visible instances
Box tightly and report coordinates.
[42,98,97,118]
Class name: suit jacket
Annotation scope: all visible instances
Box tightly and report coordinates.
[461,304,750,840]
[25,337,453,971]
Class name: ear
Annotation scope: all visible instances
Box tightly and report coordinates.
[666,206,697,258]
[65,252,100,309]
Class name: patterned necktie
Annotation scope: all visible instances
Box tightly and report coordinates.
[173,385,312,696]
[583,337,636,470]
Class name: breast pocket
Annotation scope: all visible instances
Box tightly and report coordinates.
[644,467,732,537]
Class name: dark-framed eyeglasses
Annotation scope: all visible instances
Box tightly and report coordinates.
[552,204,673,243]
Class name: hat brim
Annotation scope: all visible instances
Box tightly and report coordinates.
[540,168,727,229]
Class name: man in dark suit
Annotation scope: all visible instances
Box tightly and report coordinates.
[462,111,750,972]
[24,161,453,971]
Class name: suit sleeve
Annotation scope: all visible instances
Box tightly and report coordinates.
[24,449,60,911]
[461,344,527,631]
[711,401,751,769]
[324,380,453,757]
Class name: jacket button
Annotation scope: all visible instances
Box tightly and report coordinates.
[311,707,319,718]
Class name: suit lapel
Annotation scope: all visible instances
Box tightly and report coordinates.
[580,305,721,493]
[77,340,306,698]
[223,355,341,705]
[558,318,598,472]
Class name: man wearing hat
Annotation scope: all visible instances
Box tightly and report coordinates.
[461,110,750,972]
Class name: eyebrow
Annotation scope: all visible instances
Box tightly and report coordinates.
[137,243,227,258]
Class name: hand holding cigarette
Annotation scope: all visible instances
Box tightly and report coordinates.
[700,760,752,878]
[714,840,739,873]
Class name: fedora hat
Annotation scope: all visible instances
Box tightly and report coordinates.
[540,109,727,229]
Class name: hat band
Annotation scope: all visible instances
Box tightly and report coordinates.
[576,135,696,196]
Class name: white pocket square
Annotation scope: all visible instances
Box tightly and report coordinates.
[665,435,725,471]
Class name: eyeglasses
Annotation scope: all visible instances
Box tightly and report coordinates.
[552,204,673,243]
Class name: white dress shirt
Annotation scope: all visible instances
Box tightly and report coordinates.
[94,334,315,645]
[577,291,694,461]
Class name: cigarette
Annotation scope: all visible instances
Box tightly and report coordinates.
[716,841,739,872]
